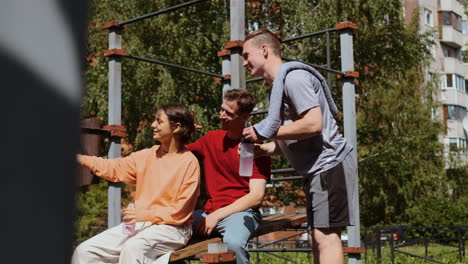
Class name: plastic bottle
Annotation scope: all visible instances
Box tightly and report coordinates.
[122,203,136,235]
[239,138,254,177]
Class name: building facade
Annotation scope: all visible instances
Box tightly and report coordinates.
[404,0,467,162]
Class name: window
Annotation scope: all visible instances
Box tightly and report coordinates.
[440,11,462,31]
[448,105,456,120]
[444,74,465,92]
[445,105,466,121]
[425,9,433,26]
[426,71,433,81]
[443,12,451,26]
[449,138,458,151]
[452,13,461,31]
[447,74,453,87]
[448,138,467,152]
[457,106,466,121]
[462,20,468,34]
[442,45,461,59]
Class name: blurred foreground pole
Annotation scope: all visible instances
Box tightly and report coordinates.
[0,1,88,263]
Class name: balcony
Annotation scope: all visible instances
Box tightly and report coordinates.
[443,57,465,76]
[440,0,464,17]
[440,25,464,48]
[441,89,467,107]
[446,119,465,138]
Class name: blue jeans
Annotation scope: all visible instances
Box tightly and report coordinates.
[193,209,262,264]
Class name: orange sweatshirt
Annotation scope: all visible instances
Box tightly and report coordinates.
[80,145,200,226]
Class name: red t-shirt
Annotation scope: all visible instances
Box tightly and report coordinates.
[187,130,271,214]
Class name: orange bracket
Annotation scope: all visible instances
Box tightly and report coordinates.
[103,125,126,138]
[335,21,357,31]
[104,49,128,57]
[103,20,128,29]
[217,50,231,57]
[337,71,359,79]
[224,40,244,49]
[212,74,231,84]
[343,247,366,254]
[199,252,236,263]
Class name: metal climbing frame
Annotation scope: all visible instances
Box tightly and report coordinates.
[102,1,361,263]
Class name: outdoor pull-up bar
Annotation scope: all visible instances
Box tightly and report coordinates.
[101,1,361,262]
[118,0,205,26]
[125,54,225,79]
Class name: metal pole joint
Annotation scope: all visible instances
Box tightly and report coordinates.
[335,21,357,31]
[104,48,128,57]
[337,71,359,79]
[103,20,128,30]
[103,125,127,138]
[224,40,244,50]
[217,50,231,57]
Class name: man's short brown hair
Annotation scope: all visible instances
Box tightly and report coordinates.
[223,89,255,114]
[244,28,282,56]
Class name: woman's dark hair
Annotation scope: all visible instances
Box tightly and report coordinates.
[159,104,195,144]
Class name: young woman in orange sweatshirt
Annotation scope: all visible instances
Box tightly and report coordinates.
[73,104,200,264]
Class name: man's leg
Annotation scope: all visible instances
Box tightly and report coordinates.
[216,209,262,264]
[304,162,350,264]
[309,228,343,264]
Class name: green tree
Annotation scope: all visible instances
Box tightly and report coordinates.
[78,0,231,243]
[246,0,448,226]
[79,1,461,244]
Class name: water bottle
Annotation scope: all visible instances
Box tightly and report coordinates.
[122,203,136,235]
[239,138,254,177]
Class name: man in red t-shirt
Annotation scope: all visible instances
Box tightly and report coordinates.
[187,89,271,264]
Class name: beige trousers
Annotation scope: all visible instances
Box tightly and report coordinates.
[72,222,191,264]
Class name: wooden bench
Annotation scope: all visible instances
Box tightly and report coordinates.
[170,213,307,262]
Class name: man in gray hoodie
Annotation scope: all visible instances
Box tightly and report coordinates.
[242,28,357,264]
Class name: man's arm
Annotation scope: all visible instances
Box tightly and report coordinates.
[274,106,322,140]
[199,179,266,235]
[243,107,322,142]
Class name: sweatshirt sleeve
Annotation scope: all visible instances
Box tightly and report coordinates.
[79,151,142,184]
[136,158,201,225]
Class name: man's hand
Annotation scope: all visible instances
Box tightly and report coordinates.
[242,126,263,142]
[238,142,269,158]
[122,206,136,224]
[195,213,220,236]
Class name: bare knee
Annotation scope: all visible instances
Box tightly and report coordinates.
[313,228,342,250]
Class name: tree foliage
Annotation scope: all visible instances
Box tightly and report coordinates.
[77,0,467,243]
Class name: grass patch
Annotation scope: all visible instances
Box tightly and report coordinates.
[246,244,467,263]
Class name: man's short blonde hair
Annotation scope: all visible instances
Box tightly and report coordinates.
[244,28,282,56]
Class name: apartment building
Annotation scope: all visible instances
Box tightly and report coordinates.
[404,0,467,160]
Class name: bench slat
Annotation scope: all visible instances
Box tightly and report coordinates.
[170,213,307,262]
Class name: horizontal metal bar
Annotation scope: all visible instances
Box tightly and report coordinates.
[270,176,304,181]
[81,127,109,136]
[246,77,264,83]
[282,57,344,75]
[258,232,308,249]
[125,54,224,78]
[282,28,336,43]
[394,249,445,264]
[271,168,295,174]
[250,248,312,252]
[250,110,268,115]
[119,0,205,26]
[362,225,468,231]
